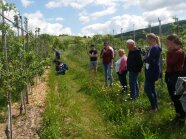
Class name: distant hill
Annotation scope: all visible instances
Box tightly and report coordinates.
[115,20,186,41]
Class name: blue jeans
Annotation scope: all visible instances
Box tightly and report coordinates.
[129,72,139,99]
[144,80,157,109]
[103,63,112,86]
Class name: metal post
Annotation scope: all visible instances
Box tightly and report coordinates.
[24,17,30,103]
[148,23,151,33]
[20,15,29,104]
[20,15,24,49]
[17,12,20,41]
[133,24,135,41]
[24,17,28,51]
[120,27,123,41]
[176,18,179,35]
[2,5,13,139]
[158,17,163,80]
[35,28,38,54]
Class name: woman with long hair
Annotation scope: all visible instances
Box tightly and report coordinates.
[165,34,185,125]
[144,33,162,112]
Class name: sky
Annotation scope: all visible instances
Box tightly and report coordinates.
[5,0,186,36]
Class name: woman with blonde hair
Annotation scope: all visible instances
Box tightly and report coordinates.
[144,33,162,112]
[115,49,128,92]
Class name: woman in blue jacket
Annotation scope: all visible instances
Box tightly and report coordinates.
[144,33,162,112]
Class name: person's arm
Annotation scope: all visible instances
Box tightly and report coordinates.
[144,47,158,64]
[110,50,114,68]
[136,51,143,69]
[92,50,98,58]
[92,54,98,58]
[89,50,93,58]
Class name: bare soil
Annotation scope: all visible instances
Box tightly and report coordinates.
[0,70,49,139]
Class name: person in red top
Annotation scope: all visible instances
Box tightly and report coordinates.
[115,49,127,92]
[101,41,114,87]
[165,34,185,126]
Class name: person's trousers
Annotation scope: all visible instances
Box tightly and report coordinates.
[144,79,158,109]
[117,70,127,90]
[129,72,139,99]
[165,72,186,119]
[103,63,112,86]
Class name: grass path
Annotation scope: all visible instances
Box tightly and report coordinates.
[39,50,113,139]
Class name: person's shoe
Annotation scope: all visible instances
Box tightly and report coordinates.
[171,116,180,124]
[148,107,158,113]
[127,97,136,101]
[177,119,185,128]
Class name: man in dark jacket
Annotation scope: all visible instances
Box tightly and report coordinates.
[127,39,143,100]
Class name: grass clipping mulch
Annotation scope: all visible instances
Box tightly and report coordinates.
[0,70,49,139]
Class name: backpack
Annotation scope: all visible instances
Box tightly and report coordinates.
[57,63,68,75]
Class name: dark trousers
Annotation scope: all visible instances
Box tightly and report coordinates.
[165,72,186,119]
[117,71,127,90]
[144,79,157,109]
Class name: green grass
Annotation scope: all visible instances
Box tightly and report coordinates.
[40,46,186,139]
[39,54,112,138]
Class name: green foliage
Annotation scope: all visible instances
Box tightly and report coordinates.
[0,1,55,121]
[41,31,186,138]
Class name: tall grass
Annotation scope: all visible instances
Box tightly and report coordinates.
[65,46,186,139]
[40,43,186,139]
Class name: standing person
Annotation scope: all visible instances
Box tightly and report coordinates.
[89,44,98,75]
[165,34,185,125]
[115,49,128,93]
[100,41,114,87]
[144,33,162,112]
[53,48,61,62]
[126,39,143,100]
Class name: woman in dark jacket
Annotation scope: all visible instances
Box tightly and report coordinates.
[165,34,185,125]
[144,33,162,112]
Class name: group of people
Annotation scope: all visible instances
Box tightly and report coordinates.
[89,33,186,125]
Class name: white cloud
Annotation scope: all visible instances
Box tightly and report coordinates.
[56,17,64,21]
[143,8,174,24]
[91,5,117,19]
[80,0,186,36]
[79,15,90,24]
[78,2,117,24]
[139,0,186,11]
[46,0,118,25]
[24,11,71,35]
[20,0,34,8]
[122,0,139,9]
[4,10,17,22]
[46,0,118,9]
[79,5,117,24]
[81,14,148,36]
[47,17,64,22]
[140,1,186,24]
[46,0,94,9]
